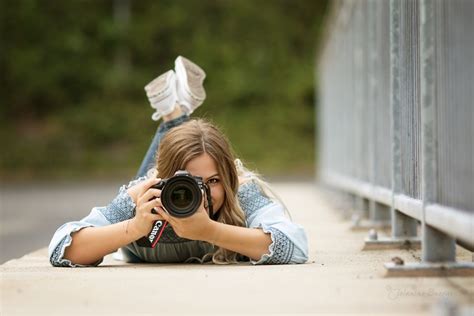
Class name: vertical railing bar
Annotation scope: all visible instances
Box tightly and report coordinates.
[368,0,377,222]
[390,0,418,239]
[420,0,456,262]
[390,0,402,237]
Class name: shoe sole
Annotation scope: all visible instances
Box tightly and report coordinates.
[175,56,206,100]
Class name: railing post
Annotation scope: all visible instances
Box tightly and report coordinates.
[419,0,456,263]
[391,0,418,240]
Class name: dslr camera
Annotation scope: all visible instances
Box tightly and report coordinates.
[136,170,213,248]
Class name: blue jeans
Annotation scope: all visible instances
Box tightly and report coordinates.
[135,114,190,179]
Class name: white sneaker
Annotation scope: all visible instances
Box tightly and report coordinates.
[144,70,178,121]
[174,56,206,114]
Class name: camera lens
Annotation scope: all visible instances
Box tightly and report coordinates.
[161,175,202,217]
[170,185,193,209]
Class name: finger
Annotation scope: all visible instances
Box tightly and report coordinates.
[137,199,163,215]
[200,192,212,217]
[136,177,157,198]
[150,213,165,221]
[137,177,161,198]
[137,183,161,207]
[138,188,162,205]
[156,207,172,222]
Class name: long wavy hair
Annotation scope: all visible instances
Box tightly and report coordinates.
[154,119,246,264]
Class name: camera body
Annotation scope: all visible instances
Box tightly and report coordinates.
[136,170,213,248]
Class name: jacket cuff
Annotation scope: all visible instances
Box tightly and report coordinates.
[251,225,295,265]
[49,226,103,267]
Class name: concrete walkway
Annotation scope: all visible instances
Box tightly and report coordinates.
[1,183,473,315]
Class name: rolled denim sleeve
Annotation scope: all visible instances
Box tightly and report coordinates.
[48,178,142,267]
[237,182,308,265]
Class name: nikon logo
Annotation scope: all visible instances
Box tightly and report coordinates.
[148,221,163,243]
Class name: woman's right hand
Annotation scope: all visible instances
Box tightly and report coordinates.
[127,177,166,237]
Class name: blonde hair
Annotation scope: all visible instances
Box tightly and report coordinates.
[154,119,246,264]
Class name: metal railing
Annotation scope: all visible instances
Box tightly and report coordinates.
[317,0,473,269]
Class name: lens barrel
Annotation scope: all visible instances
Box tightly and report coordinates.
[160,174,202,217]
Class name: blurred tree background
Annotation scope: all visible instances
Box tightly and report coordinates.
[0,0,329,181]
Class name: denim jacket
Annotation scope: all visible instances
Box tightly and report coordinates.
[48,177,309,266]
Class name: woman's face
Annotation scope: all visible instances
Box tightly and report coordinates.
[185,153,225,214]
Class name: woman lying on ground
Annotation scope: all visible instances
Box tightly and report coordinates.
[48,56,308,266]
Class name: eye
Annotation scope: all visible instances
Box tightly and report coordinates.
[207,178,220,185]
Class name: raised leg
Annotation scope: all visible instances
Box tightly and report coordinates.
[135,106,189,178]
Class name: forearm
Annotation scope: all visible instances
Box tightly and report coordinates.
[205,222,272,261]
[64,219,143,265]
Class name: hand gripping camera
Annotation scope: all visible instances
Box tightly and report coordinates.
[136,170,213,248]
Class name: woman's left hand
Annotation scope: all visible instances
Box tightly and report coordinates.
[155,199,215,241]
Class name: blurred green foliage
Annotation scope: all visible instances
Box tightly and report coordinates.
[0,0,328,181]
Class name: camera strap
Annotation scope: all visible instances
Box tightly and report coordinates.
[136,219,168,248]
